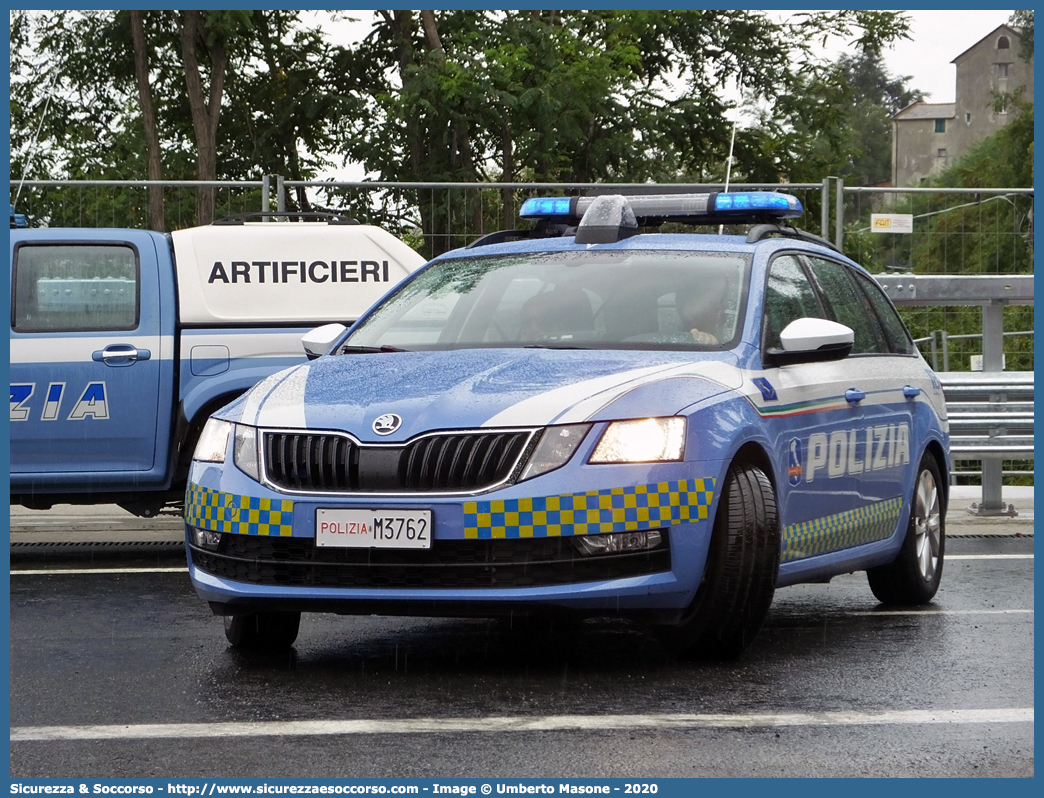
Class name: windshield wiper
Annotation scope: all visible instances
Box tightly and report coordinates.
[340,344,409,354]
[522,344,592,350]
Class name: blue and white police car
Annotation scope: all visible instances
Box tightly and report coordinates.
[185,191,949,657]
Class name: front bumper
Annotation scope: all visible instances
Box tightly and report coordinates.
[184,457,722,617]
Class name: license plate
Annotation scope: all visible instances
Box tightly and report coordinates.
[315,509,432,549]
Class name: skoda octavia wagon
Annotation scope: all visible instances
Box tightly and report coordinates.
[185,191,949,657]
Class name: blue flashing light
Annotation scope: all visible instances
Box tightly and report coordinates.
[714,192,801,214]
[520,197,573,218]
[10,204,29,229]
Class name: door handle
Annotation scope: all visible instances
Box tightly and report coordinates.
[92,345,151,366]
[845,388,866,404]
[903,385,921,398]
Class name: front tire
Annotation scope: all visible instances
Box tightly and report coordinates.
[658,463,780,660]
[224,612,301,650]
[867,452,945,605]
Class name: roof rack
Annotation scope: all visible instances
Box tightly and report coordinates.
[466,220,575,248]
[212,211,359,226]
[745,223,841,253]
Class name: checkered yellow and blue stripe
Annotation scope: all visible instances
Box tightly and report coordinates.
[463,479,715,539]
[782,497,903,562]
[184,483,294,537]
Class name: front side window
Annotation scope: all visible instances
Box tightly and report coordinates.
[852,271,915,355]
[762,255,826,351]
[806,257,887,355]
[12,243,140,333]
[345,250,750,351]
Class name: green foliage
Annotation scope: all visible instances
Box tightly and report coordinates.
[759,50,923,186]
[11,10,353,228]
[1009,10,1034,61]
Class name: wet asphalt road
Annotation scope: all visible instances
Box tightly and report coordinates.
[9,528,1033,779]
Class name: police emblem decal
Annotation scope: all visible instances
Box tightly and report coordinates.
[372,413,402,435]
[752,377,777,401]
[788,438,802,485]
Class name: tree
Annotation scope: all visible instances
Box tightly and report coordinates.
[790,51,923,186]
[1010,9,1033,61]
[10,10,348,228]
[334,10,911,253]
[11,9,912,240]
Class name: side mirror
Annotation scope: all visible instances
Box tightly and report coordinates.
[765,317,854,366]
[301,323,347,360]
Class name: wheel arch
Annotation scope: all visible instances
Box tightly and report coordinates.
[173,389,249,484]
[728,441,779,498]
[921,438,949,513]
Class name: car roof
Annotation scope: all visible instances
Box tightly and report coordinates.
[433,231,866,274]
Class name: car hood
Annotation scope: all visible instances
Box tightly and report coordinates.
[220,348,743,442]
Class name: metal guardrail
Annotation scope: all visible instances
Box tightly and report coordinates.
[938,372,1034,516]
[940,372,1034,457]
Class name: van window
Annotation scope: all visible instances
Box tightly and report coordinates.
[12,244,139,332]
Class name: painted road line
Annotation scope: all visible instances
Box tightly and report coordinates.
[946,554,1033,560]
[10,707,1034,742]
[10,568,187,576]
[847,609,1032,616]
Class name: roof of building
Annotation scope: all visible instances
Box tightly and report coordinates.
[893,101,956,122]
[951,23,1021,64]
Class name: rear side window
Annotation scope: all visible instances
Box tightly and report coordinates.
[762,255,826,350]
[852,271,915,355]
[12,243,140,332]
[805,257,887,355]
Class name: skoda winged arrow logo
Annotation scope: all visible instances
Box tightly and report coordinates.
[372,413,402,435]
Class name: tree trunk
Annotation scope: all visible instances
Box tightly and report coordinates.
[130,11,165,232]
[420,10,482,238]
[180,11,227,226]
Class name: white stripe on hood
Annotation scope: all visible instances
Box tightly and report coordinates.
[483,361,743,427]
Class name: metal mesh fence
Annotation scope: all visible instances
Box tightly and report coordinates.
[10,181,265,231]
[9,178,1034,486]
[841,187,1034,276]
[292,181,829,260]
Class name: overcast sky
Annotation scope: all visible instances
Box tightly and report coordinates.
[879,9,1016,103]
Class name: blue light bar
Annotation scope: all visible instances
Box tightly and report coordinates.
[520,197,575,218]
[713,192,802,214]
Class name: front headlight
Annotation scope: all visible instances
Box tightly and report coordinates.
[519,424,592,481]
[588,417,686,464]
[193,418,232,463]
[233,424,261,481]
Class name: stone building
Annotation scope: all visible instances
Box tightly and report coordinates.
[891,24,1033,187]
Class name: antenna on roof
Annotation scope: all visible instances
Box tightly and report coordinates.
[719,120,738,235]
[14,69,59,208]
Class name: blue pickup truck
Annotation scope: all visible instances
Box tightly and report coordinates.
[9,216,424,517]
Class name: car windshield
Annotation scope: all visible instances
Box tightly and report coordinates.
[343,250,750,351]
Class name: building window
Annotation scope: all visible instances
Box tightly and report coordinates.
[965,113,972,123]
[998,62,1010,77]
[937,148,947,158]
[934,119,946,133]
[998,36,1010,49]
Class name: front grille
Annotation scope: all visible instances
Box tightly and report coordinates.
[263,430,533,494]
[190,532,671,589]
[264,433,356,490]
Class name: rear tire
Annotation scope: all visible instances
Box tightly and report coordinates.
[658,463,780,660]
[867,452,945,605]
[224,612,301,650]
